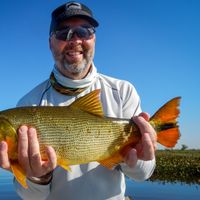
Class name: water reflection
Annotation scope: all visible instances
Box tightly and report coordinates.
[126,179,200,200]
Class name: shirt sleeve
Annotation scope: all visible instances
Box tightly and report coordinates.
[14,178,51,200]
[120,159,156,181]
[119,81,156,181]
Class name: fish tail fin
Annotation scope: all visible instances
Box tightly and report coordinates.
[150,97,181,148]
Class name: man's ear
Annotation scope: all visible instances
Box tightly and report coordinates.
[49,37,52,50]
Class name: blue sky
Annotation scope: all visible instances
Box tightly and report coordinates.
[0,0,200,149]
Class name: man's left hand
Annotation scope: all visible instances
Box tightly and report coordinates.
[123,112,157,168]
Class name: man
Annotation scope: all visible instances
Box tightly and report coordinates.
[0,2,156,200]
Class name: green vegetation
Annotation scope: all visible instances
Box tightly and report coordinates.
[149,149,200,185]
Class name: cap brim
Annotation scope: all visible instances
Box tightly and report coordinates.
[58,14,99,27]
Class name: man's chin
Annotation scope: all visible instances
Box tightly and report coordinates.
[63,63,86,74]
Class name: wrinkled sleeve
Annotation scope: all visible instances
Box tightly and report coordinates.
[119,81,156,181]
[14,179,51,200]
[120,159,156,181]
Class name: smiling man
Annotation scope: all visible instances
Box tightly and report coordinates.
[50,18,96,79]
[0,1,156,200]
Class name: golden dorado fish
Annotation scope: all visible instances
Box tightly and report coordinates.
[0,90,181,188]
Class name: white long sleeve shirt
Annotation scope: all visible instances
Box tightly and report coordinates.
[14,72,155,200]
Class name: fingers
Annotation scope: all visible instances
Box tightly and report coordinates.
[18,125,57,178]
[138,112,150,121]
[142,133,155,159]
[132,112,157,161]
[28,127,45,176]
[1,125,57,180]
[42,146,57,171]
[136,133,155,160]
[133,113,157,149]
[0,141,11,171]
[133,113,153,137]
[18,126,32,176]
[122,134,155,168]
[123,148,138,168]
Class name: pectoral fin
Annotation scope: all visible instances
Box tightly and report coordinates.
[11,162,27,188]
[57,159,71,172]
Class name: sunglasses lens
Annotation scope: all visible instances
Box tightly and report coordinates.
[55,29,70,41]
[76,27,90,39]
[55,26,95,41]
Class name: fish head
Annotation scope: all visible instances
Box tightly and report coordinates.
[0,117,18,160]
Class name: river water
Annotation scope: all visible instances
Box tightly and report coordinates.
[0,169,199,200]
[126,179,200,200]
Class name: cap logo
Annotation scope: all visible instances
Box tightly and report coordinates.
[66,2,82,10]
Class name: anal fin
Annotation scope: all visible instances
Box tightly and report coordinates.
[11,162,27,188]
[99,153,123,169]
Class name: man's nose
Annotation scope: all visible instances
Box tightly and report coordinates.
[68,33,82,44]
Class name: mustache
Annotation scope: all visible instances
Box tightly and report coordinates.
[63,45,85,53]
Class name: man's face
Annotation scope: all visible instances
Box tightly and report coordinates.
[49,18,96,79]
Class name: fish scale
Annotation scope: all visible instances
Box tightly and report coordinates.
[34,108,127,163]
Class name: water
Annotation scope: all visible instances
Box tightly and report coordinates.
[126,179,200,200]
[0,168,200,200]
[0,169,21,200]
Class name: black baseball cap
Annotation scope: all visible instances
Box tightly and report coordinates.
[50,1,99,34]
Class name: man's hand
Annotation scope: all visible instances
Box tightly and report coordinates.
[0,141,11,171]
[123,112,157,168]
[0,125,57,184]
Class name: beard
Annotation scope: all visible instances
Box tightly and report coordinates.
[63,55,91,75]
[57,46,95,76]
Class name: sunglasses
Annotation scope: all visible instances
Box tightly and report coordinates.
[53,25,95,41]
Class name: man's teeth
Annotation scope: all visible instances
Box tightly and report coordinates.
[67,52,82,56]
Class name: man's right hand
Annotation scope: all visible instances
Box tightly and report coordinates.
[0,125,57,184]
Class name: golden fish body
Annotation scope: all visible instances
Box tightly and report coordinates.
[0,105,134,164]
[0,89,181,188]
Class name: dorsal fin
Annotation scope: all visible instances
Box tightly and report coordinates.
[69,89,104,117]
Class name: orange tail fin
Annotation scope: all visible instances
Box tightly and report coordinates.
[150,97,181,148]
